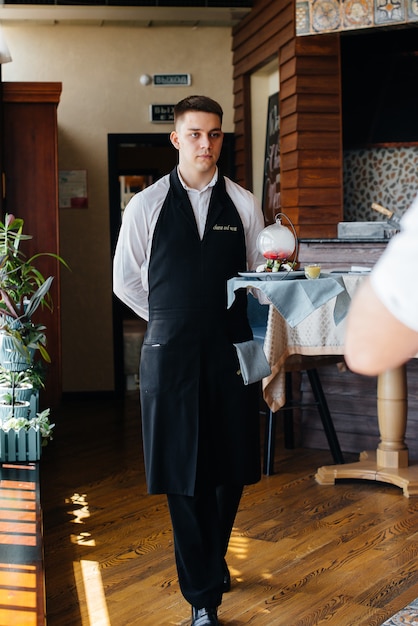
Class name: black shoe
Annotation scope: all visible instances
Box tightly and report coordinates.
[191,607,219,626]
[222,559,231,593]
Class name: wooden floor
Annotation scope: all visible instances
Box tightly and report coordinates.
[39,392,418,626]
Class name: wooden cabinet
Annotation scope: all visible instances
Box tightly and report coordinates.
[2,82,62,410]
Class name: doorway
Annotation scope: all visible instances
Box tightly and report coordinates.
[108,132,235,395]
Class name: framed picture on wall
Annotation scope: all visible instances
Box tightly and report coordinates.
[262,92,280,225]
[59,169,88,209]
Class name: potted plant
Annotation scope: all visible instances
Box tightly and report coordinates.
[0,213,67,369]
[0,362,45,420]
[0,407,55,462]
[0,214,66,461]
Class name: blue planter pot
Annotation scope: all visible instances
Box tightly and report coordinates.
[0,333,35,372]
[0,383,33,404]
[0,400,31,423]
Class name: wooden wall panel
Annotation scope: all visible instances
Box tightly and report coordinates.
[232,0,290,57]
[3,83,62,410]
[285,168,341,188]
[281,132,341,153]
[232,0,343,238]
[283,113,340,137]
[283,149,341,171]
[280,94,341,117]
[298,240,386,268]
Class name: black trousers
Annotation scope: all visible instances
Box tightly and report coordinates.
[167,483,243,608]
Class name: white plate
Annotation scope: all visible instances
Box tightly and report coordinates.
[238,271,306,280]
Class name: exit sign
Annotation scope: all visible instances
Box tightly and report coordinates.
[153,74,191,87]
[150,104,175,123]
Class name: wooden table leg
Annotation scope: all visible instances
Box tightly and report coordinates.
[376,366,408,467]
[315,364,418,497]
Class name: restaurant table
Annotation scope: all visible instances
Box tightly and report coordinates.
[228,272,418,497]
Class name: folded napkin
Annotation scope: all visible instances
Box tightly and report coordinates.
[233,340,271,385]
[227,276,349,327]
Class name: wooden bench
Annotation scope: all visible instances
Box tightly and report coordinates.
[0,462,45,625]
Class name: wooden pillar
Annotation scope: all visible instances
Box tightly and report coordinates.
[3,82,63,410]
[232,0,343,238]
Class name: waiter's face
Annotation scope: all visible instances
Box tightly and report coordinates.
[170,111,224,182]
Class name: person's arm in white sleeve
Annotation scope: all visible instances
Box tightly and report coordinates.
[345,195,418,375]
[345,278,418,375]
[113,194,150,321]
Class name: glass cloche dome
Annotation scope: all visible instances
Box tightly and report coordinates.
[256,213,297,270]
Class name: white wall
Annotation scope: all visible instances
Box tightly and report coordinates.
[2,23,234,392]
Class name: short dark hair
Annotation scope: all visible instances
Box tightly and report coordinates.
[173,95,223,125]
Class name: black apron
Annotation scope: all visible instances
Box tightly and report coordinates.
[140,169,261,495]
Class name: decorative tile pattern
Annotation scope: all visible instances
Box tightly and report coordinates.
[375,0,404,24]
[408,0,418,18]
[297,0,418,34]
[343,145,418,221]
[312,0,341,30]
[296,0,311,32]
[342,0,374,28]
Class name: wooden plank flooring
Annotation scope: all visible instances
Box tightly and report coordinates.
[40,392,418,626]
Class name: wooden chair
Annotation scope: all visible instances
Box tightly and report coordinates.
[247,293,344,475]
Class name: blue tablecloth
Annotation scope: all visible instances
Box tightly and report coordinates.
[227,274,351,327]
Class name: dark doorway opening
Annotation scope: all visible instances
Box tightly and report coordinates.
[108,132,235,395]
[341,27,418,147]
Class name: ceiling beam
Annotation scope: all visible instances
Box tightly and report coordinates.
[0,4,251,26]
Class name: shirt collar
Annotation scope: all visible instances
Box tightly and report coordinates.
[177,167,218,192]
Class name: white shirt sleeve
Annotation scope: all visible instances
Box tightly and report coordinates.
[370,193,418,332]
[113,176,170,321]
[113,194,150,321]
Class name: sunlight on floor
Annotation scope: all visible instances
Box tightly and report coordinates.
[228,531,249,583]
[68,493,96,546]
[229,531,249,562]
[228,528,274,584]
[68,493,92,524]
[69,491,110,626]
[74,560,110,626]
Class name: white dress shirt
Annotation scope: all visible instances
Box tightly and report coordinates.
[371,193,418,331]
[113,168,265,321]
